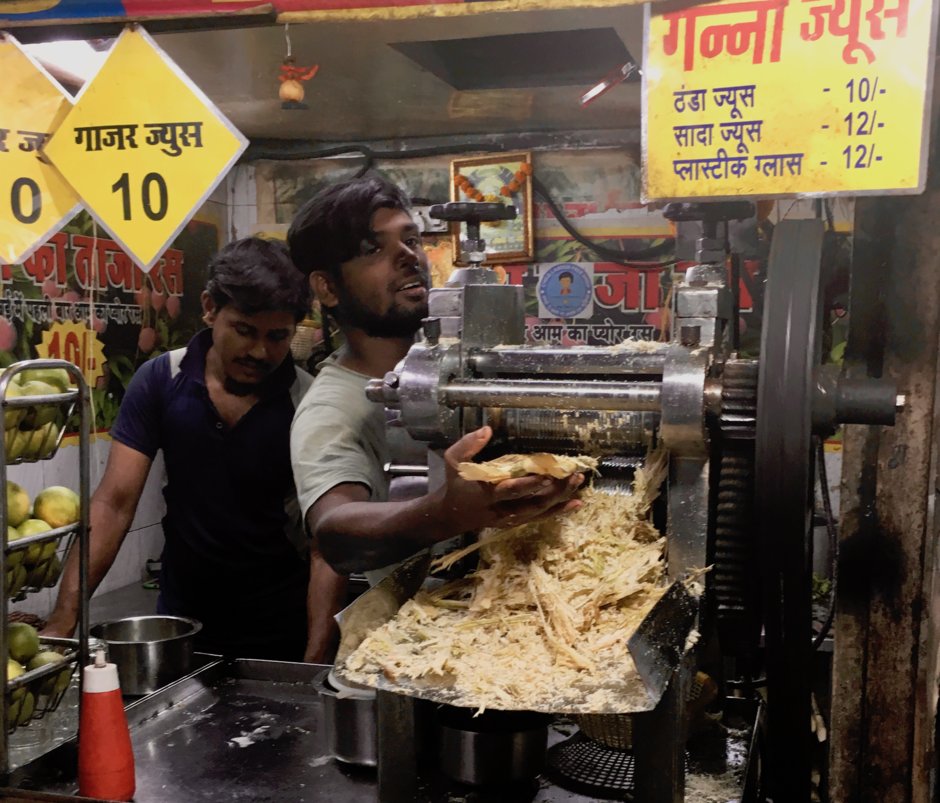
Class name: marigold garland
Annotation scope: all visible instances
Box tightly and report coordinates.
[454,162,533,202]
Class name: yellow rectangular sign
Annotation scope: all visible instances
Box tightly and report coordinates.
[643,0,938,200]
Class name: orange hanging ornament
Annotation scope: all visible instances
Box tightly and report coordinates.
[279,58,319,110]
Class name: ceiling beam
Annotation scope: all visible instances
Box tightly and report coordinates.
[243,128,640,162]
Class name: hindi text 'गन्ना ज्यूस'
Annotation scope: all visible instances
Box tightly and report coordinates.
[643,0,927,199]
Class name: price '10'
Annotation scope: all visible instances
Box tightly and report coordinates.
[7,173,171,226]
[9,178,42,225]
[45,329,96,374]
[111,172,169,221]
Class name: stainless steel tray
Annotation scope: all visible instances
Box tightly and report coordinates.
[10,658,386,803]
[6,658,737,803]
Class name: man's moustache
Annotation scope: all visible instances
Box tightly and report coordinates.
[234,359,272,371]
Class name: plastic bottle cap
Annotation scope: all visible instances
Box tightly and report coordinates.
[83,652,120,694]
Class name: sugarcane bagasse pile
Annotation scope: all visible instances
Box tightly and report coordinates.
[342,451,670,713]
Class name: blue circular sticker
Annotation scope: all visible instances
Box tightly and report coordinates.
[538,263,592,318]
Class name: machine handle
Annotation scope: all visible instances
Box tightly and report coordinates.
[429,202,517,223]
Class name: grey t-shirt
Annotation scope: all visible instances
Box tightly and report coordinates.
[290,356,400,585]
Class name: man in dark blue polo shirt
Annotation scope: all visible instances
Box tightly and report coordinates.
[44,237,347,662]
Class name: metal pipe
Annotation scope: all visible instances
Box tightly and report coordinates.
[0,365,12,771]
[2,390,79,408]
[384,464,429,477]
[77,364,91,711]
[443,379,662,411]
[6,649,79,692]
[5,522,81,551]
[469,347,667,376]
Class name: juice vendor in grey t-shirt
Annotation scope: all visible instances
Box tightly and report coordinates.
[291,354,397,585]
[287,176,584,579]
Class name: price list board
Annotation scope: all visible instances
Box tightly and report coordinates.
[642,0,939,200]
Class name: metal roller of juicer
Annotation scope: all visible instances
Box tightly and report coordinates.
[365,200,904,803]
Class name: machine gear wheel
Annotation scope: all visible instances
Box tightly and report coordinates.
[711,359,760,656]
[713,444,759,657]
[755,218,829,803]
[720,359,758,440]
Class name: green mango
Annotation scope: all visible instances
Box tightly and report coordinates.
[16,369,70,394]
[20,381,59,428]
[3,383,25,431]
[8,565,27,598]
[21,423,59,460]
[42,556,62,588]
[17,690,34,725]
[28,652,71,696]
[17,520,52,566]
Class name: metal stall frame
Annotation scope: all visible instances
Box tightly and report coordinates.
[0,359,91,775]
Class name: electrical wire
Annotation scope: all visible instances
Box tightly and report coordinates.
[244,141,503,165]
[812,441,839,651]
[245,142,678,269]
[530,176,677,269]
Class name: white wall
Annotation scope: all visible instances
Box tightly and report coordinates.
[7,440,166,620]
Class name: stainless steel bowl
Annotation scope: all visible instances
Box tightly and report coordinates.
[90,615,202,695]
[313,669,377,766]
[437,707,550,786]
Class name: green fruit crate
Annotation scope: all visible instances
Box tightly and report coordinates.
[0,361,81,466]
[5,525,75,601]
[6,637,79,734]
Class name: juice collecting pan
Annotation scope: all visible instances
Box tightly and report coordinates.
[333,553,700,714]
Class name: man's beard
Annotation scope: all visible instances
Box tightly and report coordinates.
[224,376,264,396]
[332,287,428,338]
[224,358,276,396]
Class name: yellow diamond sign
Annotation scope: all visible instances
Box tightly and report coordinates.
[45,26,247,272]
[0,34,82,266]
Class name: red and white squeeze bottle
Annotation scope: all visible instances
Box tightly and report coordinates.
[78,649,136,801]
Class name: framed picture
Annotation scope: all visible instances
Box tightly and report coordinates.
[450,151,534,266]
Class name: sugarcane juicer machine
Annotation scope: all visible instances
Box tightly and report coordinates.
[366,200,901,802]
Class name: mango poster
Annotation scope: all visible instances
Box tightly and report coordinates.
[0,210,219,432]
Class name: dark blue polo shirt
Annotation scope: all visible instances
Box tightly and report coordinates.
[110,329,312,660]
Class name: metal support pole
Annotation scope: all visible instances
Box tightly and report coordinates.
[376,690,417,803]
[633,657,691,803]
[730,252,741,353]
[0,360,91,775]
[0,367,12,774]
[77,367,91,696]
[830,186,940,802]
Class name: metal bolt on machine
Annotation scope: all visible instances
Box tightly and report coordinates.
[365,201,902,802]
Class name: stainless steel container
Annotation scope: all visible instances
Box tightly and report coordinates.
[89,615,201,695]
[437,707,550,786]
[313,669,377,766]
